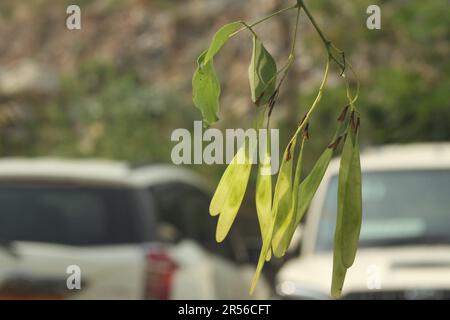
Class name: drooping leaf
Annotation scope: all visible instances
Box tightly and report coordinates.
[248,36,277,106]
[192,51,221,126]
[339,133,362,268]
[271,136,297,257]
[215,139,254,242]
[204,22,242,65]
[192,22,242,126]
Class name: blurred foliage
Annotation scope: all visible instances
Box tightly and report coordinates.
[0,61,197,163]
[0,0,448,173]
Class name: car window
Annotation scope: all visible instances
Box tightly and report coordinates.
[151,183,236,260]
[315,170,450,252]
[0,182,144,246]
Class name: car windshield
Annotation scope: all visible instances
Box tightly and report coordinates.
[0,182,143,246]
[316,170,450,252]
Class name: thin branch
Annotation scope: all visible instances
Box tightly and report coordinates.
[229,4,297,38]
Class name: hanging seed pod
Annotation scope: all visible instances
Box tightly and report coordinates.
[273,136,306,257]
[256,131,273,261]
[271,136,297,257]
[211,139,254,242]
[332,126,362,298]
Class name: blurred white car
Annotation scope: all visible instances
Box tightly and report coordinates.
[0,158,270,299]
[277,143,450,300]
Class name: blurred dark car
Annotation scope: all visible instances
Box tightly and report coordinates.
[0,159,269,299]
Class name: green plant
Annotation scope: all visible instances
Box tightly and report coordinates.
[192,0,362,298]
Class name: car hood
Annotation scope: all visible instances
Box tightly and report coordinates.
[277,245,450,298]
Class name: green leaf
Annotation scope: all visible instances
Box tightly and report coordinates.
[192,51,221,126]
[214,139,253,242]
[204,22,242,65]
[192,22,241,125]
[271,137,296,257]
[339,134,362,268]
[248,36,277,106]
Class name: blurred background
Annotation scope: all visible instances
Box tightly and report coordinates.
[0,0,449,300]
[1,0,448,167]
